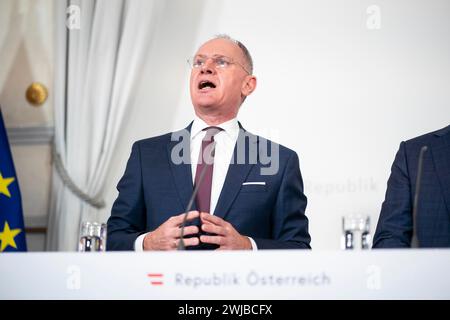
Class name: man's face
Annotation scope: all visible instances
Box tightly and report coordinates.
[190,38,256,118]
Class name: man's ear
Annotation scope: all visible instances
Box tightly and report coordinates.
[241,75,257,97]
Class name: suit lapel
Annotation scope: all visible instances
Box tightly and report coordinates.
[430,129,450,216]
[167,123,195,212]
[213,126,257,220]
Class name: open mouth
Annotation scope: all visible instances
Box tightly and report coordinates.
[198,80,216,90]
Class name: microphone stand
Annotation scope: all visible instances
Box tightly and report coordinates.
[177,141,215,250]
[411,145,428,248]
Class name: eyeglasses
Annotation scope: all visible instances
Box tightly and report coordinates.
[187,55,251,74]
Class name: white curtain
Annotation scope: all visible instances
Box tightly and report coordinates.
[47,0,162,251]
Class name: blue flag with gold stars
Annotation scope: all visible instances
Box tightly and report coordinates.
[0,107,27,252]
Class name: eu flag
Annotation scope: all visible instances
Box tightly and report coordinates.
[0,107,27,252]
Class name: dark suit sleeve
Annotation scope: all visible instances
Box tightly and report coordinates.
[106,142,147,250]
[373,142,413,248]
[254,152,311,249]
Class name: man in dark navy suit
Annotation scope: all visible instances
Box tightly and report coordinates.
[373,125,450,248]
[107,35,310,251]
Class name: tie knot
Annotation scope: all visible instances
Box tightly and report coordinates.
[202,126,223,141]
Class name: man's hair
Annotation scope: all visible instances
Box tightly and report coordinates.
[214,34,253,74]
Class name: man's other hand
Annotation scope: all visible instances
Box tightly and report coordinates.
[199,212,252,250]
[143,211,200,250]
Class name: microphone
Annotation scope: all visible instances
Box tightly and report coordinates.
[177,141,215,250]
[411,145,428,248]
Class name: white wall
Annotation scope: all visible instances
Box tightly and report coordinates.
[102,0,450,250]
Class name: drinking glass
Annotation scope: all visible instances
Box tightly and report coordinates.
[341,215,371,250]
[78,222,107,252]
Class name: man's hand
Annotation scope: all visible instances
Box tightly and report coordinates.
[199,212,252,250]
[143,211,200,250]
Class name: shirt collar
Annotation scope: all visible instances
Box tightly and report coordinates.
[191,115,240,141]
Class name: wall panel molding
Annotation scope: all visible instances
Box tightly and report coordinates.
[6,126,54,145]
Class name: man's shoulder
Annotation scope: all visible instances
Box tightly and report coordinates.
[245,130,299,159]
[133,127,190,148]
[133,132,172,148]
[401,124,450,160]
[404,124,450,148]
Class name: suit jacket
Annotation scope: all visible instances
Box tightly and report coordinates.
[107,122,311,250]
[373,125,450,248]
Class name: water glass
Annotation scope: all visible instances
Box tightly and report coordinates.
[78,221,107,252]
[341,215,371,250]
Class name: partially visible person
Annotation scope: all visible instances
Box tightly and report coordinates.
[373,124,450,248]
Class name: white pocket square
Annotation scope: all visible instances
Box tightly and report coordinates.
[242,182,266,186]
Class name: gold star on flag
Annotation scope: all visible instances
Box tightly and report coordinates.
[0,221,22,251]
[0,172,15,198]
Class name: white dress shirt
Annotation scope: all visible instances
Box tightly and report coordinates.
[134,116,257,251]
